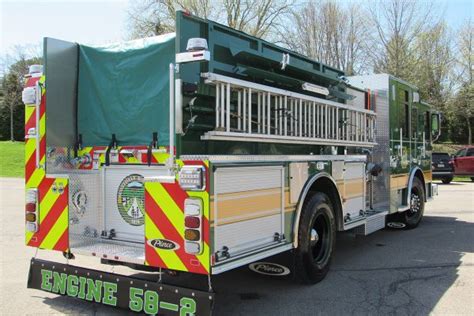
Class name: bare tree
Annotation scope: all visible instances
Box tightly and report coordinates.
[457,20,474,85]
[411,22,453,106]
[450,20,474,144]
[223,0,292,38]
[128,0,215,38]
[283,1,369,75]
[127,0,292,39]
[368,0,434,79]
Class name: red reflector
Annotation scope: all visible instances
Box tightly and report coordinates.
[25,203,36,212]
[192,53,204,58]
[185,216,200,228]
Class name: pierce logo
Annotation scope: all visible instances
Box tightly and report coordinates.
[148,239,180,251]
[249,262,290,276]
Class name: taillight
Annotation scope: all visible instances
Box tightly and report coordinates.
[184,216,200,228]
[184,229,200,241]
[25,189,39,232]
[184,198,203,254]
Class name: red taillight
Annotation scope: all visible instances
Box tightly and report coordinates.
[25,189,38,231]
[185,216,200,228]
[25,202,36,212]
[184,198,203,255]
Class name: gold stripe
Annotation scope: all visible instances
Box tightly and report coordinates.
[344,180,364,199]
[390,174,409,190]
[211,191,281,220]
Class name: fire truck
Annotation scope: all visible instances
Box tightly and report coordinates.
[23,12,440,315]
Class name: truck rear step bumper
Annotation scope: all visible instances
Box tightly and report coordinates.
[27,258,214,315]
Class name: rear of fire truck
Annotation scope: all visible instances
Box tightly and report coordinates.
[23,11,440,315]
[24,16,214,315]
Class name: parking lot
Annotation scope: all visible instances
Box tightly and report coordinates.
[1,177,473,315]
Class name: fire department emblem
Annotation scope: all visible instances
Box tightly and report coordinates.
[117,174,145,226]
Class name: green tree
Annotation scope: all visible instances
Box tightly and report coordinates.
[0,57,42,141]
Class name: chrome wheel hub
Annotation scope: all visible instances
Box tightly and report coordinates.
[410,193,421,214]
[310,228,319,246]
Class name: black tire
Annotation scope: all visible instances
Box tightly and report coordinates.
[295,192,336,284]
[442,177,452,184]
[471,177,474,182]
[401,177,425,229]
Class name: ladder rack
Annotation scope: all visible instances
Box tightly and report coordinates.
[201,73,377,147]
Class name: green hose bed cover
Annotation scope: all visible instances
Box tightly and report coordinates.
[77,33,175,147]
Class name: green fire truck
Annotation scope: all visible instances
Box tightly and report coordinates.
[23,11,440,315]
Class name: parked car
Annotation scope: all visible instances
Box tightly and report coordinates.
[452,146,474,181]
[432,152,454,184]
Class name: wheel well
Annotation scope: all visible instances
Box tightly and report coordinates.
[304,177,344,231]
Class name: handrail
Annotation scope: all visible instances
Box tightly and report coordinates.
[169,63,175,166]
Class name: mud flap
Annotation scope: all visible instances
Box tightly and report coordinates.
[27,258,214,315]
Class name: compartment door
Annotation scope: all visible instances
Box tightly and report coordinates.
[103,167,167,243]
[343,162,366,220]
[213,165,285,257]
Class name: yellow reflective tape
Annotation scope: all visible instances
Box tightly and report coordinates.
[39,115,45,137]
[38,186,60,223]
[78,147,93,156]
[26,169,45,189]
[148,183,182,225]
[126,156,139,163]
[152,151,169,164]
[39,205,68,250]
[25,106,35,124]
[25,230,34,243]
[145,214,187,271]
[25,138,36,164]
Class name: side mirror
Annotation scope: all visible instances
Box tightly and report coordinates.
[431,113,441,141]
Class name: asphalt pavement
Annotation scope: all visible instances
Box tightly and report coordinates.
[1,177,473,315]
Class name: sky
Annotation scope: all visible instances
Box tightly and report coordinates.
[0,0,472,61]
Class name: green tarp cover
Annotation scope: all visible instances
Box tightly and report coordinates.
[78,33,175,146]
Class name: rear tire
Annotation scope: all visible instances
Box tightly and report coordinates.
[471,177,474,182]
[401,177,425,229]
[295,193,336,284]
[442,177,452,184]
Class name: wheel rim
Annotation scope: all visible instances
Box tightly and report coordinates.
[408,189,421,218]
[310,212,330,264]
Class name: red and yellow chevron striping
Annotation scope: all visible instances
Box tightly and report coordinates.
[144,161,210,275]
[24,75,69,252]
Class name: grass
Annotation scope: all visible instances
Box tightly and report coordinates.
[453,176,472,182]
[0,141,24,178]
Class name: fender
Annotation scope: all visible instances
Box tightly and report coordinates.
[292,172,343,249]
[404,166,426,208]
